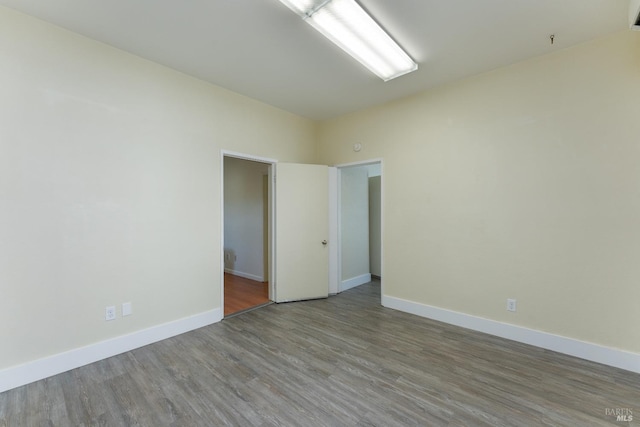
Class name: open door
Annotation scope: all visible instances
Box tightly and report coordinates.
[274,163,329,302]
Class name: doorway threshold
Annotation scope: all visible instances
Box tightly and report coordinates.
[224,301,274,319]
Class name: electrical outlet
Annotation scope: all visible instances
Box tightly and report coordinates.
[105,306,116,321]
[122,302,132,317]
[507,298,517,312]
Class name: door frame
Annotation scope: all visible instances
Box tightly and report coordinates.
[332,158,384,300]
[221,150,277,317]
[221,151,366,312]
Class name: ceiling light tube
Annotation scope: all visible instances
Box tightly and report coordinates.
[278,0,418,81]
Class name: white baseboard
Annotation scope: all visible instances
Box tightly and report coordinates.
[340,273,371,292]
[0,308,222,393]
[382,295,640,374]
[224,268,264,282]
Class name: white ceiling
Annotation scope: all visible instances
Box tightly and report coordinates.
[0,0,630,120]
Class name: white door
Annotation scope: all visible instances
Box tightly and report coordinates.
[274,163,329,302]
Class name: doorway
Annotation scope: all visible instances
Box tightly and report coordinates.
[335,160,383,298]
[222,153,331,315]
[222,155,273,316]
[221,151,346,315]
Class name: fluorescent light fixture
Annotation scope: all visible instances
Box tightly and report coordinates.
[278,0,418,81]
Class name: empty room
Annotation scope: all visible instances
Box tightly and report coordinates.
[1,0,640,425]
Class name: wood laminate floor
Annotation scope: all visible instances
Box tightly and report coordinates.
[224,273,270,317]
[1,280,639,426]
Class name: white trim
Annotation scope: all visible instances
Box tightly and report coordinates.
[379,160,384,297]
[340,273,372,292]
[224,269,265,282]
[336,166,343,297]
[333,158,384,169]
[382,295,640,374]
[221,150,278,164]
[268,164,276,301]
[328,167,339,295]
[0,308,222,393]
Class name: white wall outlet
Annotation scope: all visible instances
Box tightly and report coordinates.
[122,302,132,317]
[507,298,517,312]
[105,306,116,321]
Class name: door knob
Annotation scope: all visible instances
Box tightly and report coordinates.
[322,240,328,245]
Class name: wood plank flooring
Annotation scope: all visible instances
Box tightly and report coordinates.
[1,280,639,426]
[224,273,270,317]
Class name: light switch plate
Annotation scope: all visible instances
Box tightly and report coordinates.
[122,302,132,317]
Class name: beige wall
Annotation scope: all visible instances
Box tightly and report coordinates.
[0,6,316,370]
[4,2,640,377]
[318,31,640,353]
